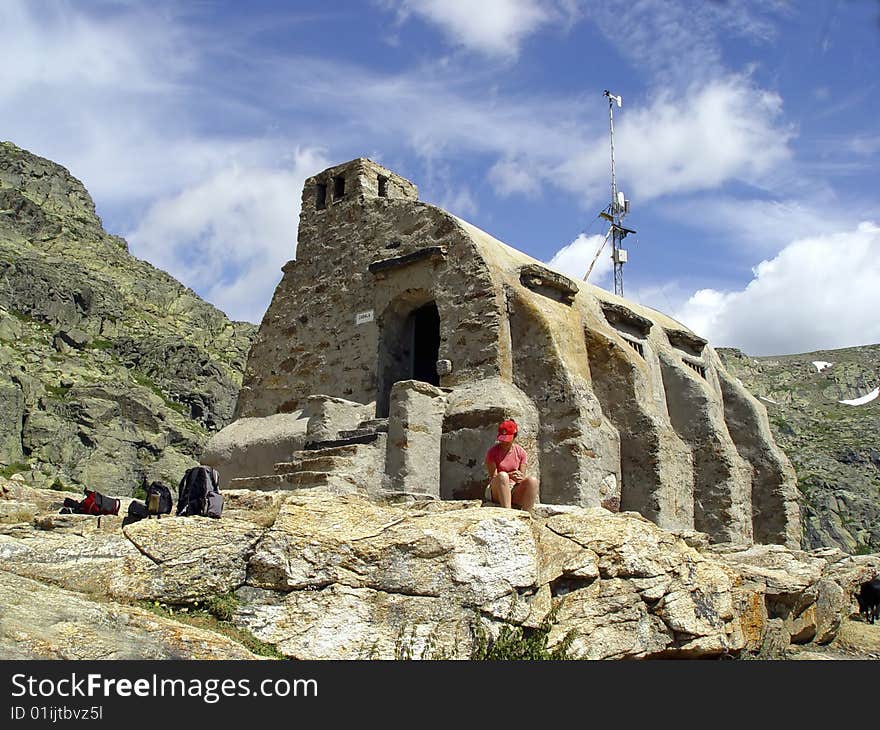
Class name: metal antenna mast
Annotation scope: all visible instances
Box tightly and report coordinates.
[601,90,635,297]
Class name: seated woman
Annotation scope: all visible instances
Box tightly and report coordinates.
[484,419,539,510]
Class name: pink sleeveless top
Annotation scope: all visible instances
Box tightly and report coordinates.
[485,443,527,479]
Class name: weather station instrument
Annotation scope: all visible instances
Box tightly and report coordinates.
[584,90,637,297]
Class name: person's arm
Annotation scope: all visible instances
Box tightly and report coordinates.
[486,457,498,481]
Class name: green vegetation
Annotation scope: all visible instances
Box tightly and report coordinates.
[471,611,575,661]
[49,476,78,492]
[131,371,188,416]
[88,338,114,350]
[10,309,50,330]
[770,416,795,436]
[0,462,29,478]
[139,597,285,659]
[389,623,455,660]
[44,383,71,399]
[204,591,239,622]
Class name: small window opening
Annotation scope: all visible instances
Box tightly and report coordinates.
[315,183,327,210]
[685,360,706,379]
[626,339,644,358]
[378,175,388,197]
[333,175,345,200]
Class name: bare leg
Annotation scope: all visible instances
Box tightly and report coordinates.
[511,477,539,511]
[491,472,512,508]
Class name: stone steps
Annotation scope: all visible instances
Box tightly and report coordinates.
[273,455,352,474]
[357,418,389,432]
[293,443,361,459]
[304,432,380,450]
[229,471,331,491]
[283,471,332,487]
[336,427,381,440]
[234,421,386,494]
[228,474,286,491]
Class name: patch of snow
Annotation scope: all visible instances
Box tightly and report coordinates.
[813,361,833,372]
[839,387,880,406]
[759,396,779,404]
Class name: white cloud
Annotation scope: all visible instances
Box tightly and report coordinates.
[126,148,329,323]
[662,196,854,256]
[847,134,880,158]
[257,57,794,208]
[437,186,479,219]
[390,0,576,58]
[0,0,211,205]
[589,0,786,86]
[556,76,793,202]
[546,232,613,286]
[0,1,331,324]
[0,1,189,97]
[488,158,542,197]
[674,222,880,355]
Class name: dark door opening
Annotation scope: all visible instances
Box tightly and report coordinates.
[412,303,440,386]
[377,299,440,417]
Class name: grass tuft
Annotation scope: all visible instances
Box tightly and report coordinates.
[138,595,285,659]
[0,462,29,479]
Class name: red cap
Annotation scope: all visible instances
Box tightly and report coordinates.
[497,419,518,442]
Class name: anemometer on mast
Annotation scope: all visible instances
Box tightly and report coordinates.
[583,89,637,297]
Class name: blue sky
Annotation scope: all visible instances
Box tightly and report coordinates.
[2,0,879,355]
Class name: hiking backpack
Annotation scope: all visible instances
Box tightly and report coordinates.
[127,500,149,520]
[126,481,174,523]
[60,489,120,516]
[145,481,173,516]
[176,466,223,518]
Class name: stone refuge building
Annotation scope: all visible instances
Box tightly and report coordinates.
[204,158,801,548]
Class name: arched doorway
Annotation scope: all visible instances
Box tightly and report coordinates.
[377,296,440,417]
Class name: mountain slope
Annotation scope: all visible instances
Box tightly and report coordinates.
[0,141,256,494]
[718,345,880,553]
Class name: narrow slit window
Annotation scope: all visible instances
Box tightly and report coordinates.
[315,183,327,210]
[626,339,644,358]
[377,175,388,197]
[333,175,345,200]
[685,360,706,379]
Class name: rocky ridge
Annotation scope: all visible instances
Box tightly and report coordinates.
[0,141,256,494]
[718,346,880,554]
[2,475,876,660]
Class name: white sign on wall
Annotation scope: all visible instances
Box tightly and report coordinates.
[355,309,374,325]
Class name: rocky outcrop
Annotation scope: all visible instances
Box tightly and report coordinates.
[0,572,262,660]
[2,476,874,660]
[0,141,255,494]
[718,345,880,553]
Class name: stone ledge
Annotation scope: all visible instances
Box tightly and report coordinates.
[665,327,708,355]
[368,246,447,275]
[600,300,653,336]
[519,264,579,305]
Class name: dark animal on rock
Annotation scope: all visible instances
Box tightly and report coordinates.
[856,578,880,624]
